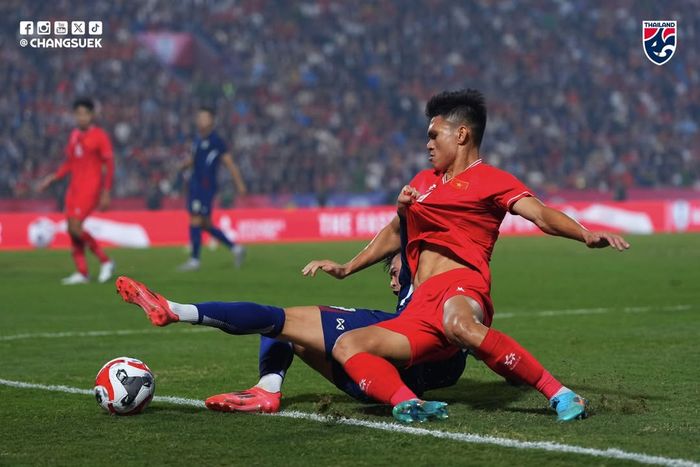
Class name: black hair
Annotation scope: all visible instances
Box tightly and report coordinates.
[425,89,487,148]
[199,106,216,116]
[382,253,399,273]
[72,97,95,112]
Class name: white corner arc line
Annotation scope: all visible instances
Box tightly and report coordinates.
[0,378,696,467]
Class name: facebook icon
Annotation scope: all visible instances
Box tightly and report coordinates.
[19,21,33,35]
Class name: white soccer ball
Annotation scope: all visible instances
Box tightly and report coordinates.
[27,217,56,248]
[94,357,155,415]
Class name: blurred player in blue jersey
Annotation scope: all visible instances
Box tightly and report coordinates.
[178,106,247,271]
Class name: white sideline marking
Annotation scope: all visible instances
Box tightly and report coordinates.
[0,327,214,342]
[0,305,692,342]
[0,378,696,467]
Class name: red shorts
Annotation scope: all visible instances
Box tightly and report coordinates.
[65,188,99,221]
[375,267,493,366]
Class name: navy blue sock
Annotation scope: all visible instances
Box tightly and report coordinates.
[259,337,294,378]
[207,227,234,249]
[189,225,202,259]
[195,302,286,337]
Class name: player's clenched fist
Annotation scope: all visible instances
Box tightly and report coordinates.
[301,259,349,279]
[397,185,421,215]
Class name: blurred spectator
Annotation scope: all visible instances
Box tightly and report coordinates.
[1,0,698,206]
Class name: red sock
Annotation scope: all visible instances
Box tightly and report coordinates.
[476,328,563,400]
[343,353,417,405]
[81,231,109,263]
[70,236,88,276]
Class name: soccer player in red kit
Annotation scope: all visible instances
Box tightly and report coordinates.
[304,89,630,423]
[39,98,115,285]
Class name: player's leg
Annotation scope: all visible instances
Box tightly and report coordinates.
[116,276,325,346]
[179,208,203,270]
[205,336,294,413]
[201,216,245,268]
[332,325,448,422]
[71,200,114,283]
[441,295,588,421]
[62,216,89,284]
[411,350,468,394]
[332,326,415,402]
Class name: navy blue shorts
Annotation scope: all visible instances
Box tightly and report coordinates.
[188,190,214,216]
[319,306,467,401]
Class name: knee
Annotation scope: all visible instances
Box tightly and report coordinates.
[443,316,487,350]
[332,332,364,365]
[67,224,82,239]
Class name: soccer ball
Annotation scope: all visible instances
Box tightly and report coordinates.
[94,357,155,415]
[27,217,56,248]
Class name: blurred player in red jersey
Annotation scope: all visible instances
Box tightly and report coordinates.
[304,90,630,423]
[39,98,115,285]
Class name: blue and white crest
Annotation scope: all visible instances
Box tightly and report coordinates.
[643,20,677,66]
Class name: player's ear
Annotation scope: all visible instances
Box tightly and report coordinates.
[457,125,470,145]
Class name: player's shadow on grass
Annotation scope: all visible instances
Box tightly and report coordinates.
[427,378,534,411]
[283,379,538,418]
[283,379,666,419]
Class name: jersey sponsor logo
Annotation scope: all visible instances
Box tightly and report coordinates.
[74,143,83,157]
[336,318,345,330]
[643,20,676,66]
[201,139,210,149]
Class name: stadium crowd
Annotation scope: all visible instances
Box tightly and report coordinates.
[2,0,698,206]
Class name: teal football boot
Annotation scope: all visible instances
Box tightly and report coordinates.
[392,399,449,423]
[550,390,589,422]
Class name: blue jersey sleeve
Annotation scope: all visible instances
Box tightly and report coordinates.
[214,133,228,155]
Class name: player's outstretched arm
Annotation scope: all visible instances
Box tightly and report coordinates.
[511,197,630,251]
[302,215,402,279]
[222,153,247,195]
[37,158,72,192]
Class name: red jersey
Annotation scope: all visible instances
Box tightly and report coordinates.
[405,159,532,286]
[55,126,114,195]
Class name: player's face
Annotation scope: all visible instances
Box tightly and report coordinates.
[426,116,459,173]
[388,254,402,295]
[196,111,214,134]
[73,106,93,130]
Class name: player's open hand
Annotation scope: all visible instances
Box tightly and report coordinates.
[37,175,54,193]
[583,231,630,251]
[302,260,349,279]
[397,185,421,214]
[99,191,111,211]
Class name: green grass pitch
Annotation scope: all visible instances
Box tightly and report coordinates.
[0,234,698,466]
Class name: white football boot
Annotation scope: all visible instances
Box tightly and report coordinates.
[98,260,116,284]
[61,272,89,285]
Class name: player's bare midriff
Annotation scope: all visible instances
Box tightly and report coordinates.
[413,242,470,288]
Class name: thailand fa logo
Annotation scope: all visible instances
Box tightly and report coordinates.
[643,20,677,66]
